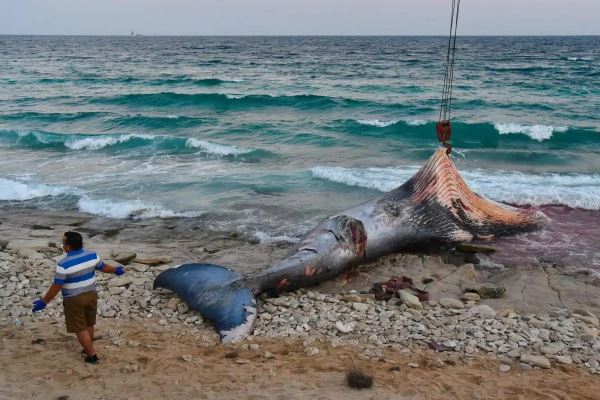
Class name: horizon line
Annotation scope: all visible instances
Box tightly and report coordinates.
[1,33,599,37]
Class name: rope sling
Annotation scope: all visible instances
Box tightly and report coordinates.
[436,0,461,155]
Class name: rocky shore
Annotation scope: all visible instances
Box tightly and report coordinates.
[1,233,599,376]
[1,206,600,399]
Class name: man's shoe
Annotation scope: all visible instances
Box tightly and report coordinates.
[84,354,99,364]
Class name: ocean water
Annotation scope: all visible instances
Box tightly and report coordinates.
[0,36,599,268]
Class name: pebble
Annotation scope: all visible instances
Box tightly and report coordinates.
[352,303,369,312]
[520,354,551,369]
[499,364,511,373]
[555,355,573,365]
[304,347,320,357]
[129,263,149,273]
[461,292,481,302]
[108,277,134,287]
[518,362,533,371]
[407,363,419,368]
[109,287,125,295]
[399,290,423,310]
[335,321,354,334]
[540,343,564,355]
[121,364,139,373]
[574,315,599,326]
[249,343,260,351]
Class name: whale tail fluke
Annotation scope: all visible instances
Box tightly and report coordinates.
[153,263,256,343]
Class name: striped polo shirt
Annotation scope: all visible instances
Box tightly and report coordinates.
[53,249,105,298]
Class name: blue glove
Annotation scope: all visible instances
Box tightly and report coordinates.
[115,266,125,276]
[32,299,46,313]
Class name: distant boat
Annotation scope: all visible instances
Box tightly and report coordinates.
[130,31,143,36]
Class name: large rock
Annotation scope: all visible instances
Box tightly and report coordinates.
[468,304,496,317]
[129,263,149,273]
[113,252,137,265]
[463,282,506,299]
[133,256,173,266]
[0,240,9,251]
[555,355,573,365]
[477,283,506,299]
[399,290,423,310]
[29,229,56,238]
[462,292,481,302]
[17,249,44,260]
[574,314,599,326]
[455,264,477,281]
[520,354,551,369]
[440,298,464,309]
[540,343,565,356]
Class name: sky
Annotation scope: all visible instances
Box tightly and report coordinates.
[2,0,599,36]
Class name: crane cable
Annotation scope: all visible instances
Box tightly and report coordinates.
[436,0,461,155]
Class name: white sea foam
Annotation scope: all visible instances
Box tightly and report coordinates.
[356,119,399,128]
[494,123,568,141]
[186,138,254,156]
[225,94,246,99]
[311,165,600,210]
[405,119,428,126]
[0,178,77,201]
[567,57,593,61]
[77,196,202,219]
[65,134,155,150]
[356,119,428,128]
[252,231,299,244]
[165,114,179,119]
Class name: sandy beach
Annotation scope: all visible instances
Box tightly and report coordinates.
[1,205,599,399]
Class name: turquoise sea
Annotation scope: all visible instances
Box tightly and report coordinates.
[0,36,599,268]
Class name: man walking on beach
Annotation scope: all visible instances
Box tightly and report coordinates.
[32,231,125,364]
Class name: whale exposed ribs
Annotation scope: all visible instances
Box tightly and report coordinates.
[379,149,547,242]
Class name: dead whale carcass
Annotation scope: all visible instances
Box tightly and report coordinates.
[154,148,547,342]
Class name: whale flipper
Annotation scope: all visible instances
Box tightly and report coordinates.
[153,263,256,343]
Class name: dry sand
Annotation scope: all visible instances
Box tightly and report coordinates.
[2,319,599,400]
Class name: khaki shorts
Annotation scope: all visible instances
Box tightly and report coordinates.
[63,291,97,333]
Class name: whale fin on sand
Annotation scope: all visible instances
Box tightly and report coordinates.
[153,263,256,343]
[380,148,548,241]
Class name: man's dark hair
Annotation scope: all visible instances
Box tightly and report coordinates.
[63,231,83,250]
